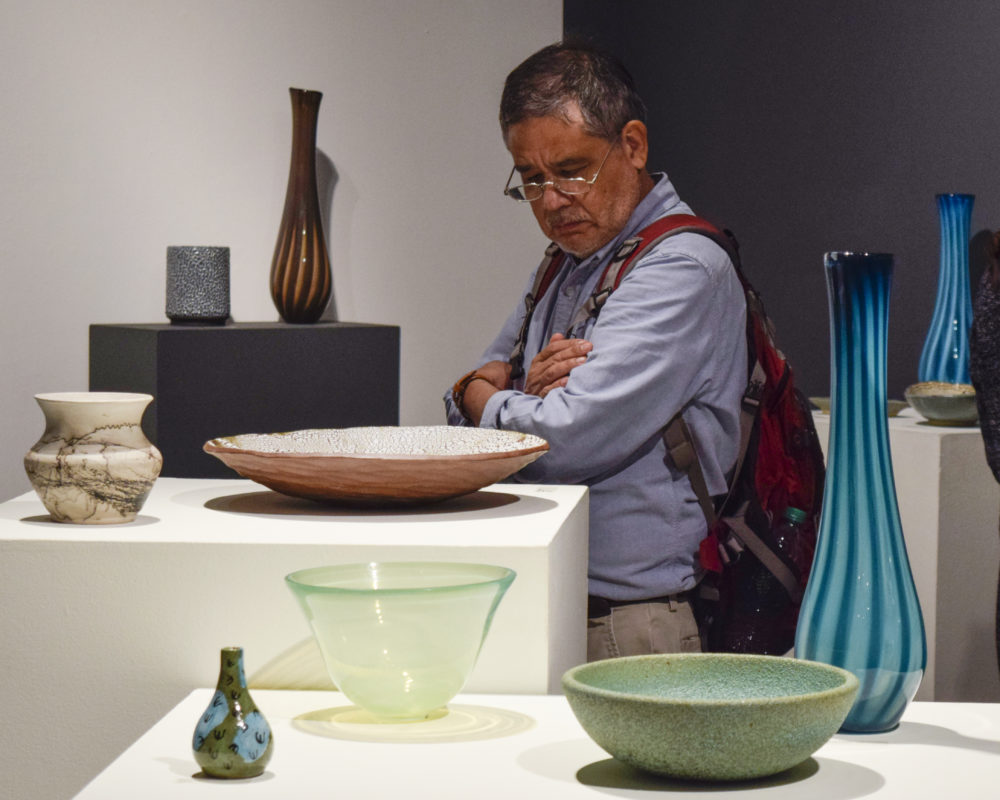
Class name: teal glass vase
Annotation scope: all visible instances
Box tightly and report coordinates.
[795,252,926,733]
[918,193,974,384]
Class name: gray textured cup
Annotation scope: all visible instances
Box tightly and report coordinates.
[166,246,230,324]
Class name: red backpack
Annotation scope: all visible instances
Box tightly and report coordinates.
[509,214,825,655]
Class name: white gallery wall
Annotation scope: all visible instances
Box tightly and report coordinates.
[0,0,561,502]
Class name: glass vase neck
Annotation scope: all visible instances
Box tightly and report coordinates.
[288,88,322,163]
[825,252,893,422]
[217,646,247,689]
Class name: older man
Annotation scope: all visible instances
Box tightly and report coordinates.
[445,42,747,660]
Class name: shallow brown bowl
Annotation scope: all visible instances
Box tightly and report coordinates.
[203,426,548,506]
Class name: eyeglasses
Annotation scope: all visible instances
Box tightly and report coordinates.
[503,142,617,203]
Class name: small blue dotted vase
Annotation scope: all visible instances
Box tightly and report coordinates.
[193,647,273,778]
[795,253,926,733]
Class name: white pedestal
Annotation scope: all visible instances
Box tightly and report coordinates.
[812,410,1000,702]
[76,689,1000,799]
[0,478,588,800]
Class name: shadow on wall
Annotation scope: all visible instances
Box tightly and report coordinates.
[317,149,339,322]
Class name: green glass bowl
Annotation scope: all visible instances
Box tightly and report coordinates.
[562,653,859,781]
[286,562,515,721]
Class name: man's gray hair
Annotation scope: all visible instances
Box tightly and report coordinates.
[499,41,647,143]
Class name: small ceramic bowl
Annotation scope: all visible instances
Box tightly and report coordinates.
[887,399,909,417]
[903,382,978,426]
[562,653,858,781]
[810,396,908,417]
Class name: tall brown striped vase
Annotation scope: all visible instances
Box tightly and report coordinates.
[270,87,332,323]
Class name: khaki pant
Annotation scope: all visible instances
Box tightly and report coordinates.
[587,596,702,662]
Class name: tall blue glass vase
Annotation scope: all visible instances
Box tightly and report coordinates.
[918,193,974,384]
[795,252,926,733]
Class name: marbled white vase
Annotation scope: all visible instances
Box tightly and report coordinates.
[193,647,273,779]
[23,392,162,524]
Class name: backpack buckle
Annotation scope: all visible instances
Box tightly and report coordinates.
[584,288,613,317]
[742,361,766,408]
[744,378,764,407]
[614,237,642,261]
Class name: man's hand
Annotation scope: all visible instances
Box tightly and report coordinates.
[525,334,592,397]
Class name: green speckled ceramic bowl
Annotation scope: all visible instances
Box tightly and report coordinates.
[562,653,858,781]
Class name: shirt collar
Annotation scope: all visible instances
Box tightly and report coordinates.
[567,173,688,273]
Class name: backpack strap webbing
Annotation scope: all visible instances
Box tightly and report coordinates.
[722,507,804,603]
[663,415,718,528]
[677,357,765,522]
[509,242,566,380]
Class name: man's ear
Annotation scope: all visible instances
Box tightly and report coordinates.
[620,120,649,169]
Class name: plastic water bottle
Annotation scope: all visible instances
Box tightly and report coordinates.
[723,506,808,654]
[774,506,813,581]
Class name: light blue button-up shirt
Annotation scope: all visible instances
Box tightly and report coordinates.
[445,174,747,600]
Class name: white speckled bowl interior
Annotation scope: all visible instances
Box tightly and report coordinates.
[204,426,548,505]
[562,653,858,782]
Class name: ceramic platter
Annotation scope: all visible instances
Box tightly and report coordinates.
[203,426,549,506]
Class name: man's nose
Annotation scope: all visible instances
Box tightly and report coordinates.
[540,183,572,211]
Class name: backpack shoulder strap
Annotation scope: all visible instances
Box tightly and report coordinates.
[565,214,740,335]
[649,226,803,598]
[556,210,753,531]
[663,414,718,528]
[509,242,566,380]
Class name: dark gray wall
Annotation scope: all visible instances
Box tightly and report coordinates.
[565,1,998,398]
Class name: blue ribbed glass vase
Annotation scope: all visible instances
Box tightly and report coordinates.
[795,252,926,733]
[918,193,974,384]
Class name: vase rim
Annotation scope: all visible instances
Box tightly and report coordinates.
[824,251,893,260]
[166,245,229,252]
[935,192,975,199]
[286,561,516,595]
[34,391,153,404]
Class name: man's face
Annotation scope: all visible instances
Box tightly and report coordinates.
[505,102,648,259]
